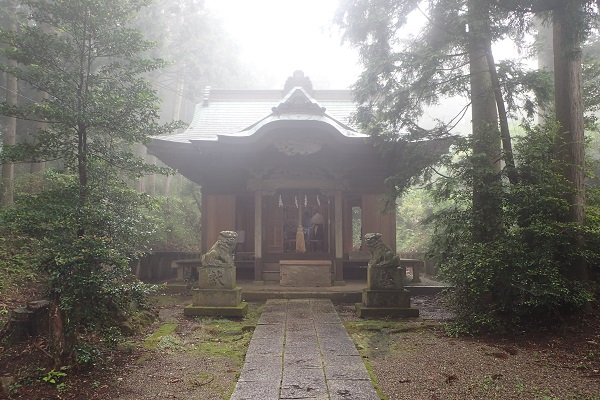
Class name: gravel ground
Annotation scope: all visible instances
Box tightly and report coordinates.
[3,286,598,400]
[109,351,236,400]
[104,303,248,400]
[370,332,600,400]
[105,294,600,400]
[338,295,600,400]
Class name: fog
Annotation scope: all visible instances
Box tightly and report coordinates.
[201,1,533,134]
[203,0,362,89]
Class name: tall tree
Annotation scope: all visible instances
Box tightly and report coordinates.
[467,0,503,241]
[335,0,542,239]
[552,1,588,282]
[139,1,248,124]
[336,0,600,330]
[132,1,247,195]
[501,0,599,287]
[0,0,177,364]
[1,0,17,206]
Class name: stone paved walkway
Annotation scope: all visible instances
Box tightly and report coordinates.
[230,299,380,400]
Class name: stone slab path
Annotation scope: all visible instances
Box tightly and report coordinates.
[230,298,379,400]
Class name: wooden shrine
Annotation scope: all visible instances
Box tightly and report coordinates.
[149,71,406,285]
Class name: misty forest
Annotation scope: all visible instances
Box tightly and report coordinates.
[1,1,600,399]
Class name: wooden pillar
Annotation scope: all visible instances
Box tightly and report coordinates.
[200,188,208,253]
[253,190,263,283]
[334,190,345,285]
[362,193,396,250]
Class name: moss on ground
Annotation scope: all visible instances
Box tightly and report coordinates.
[188,305,262,364]
[143,323,179,349]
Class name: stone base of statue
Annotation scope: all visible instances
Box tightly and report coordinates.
[183,287,248,317]
[183,231,248,318]
[183,268,248,317]
[355,233,420,319]
[355,288,419,318]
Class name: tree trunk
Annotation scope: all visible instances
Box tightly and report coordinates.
[30,23,51,176]
[163,173,172,196]
[146,154,156,196]
[173,79,184,132]
[468,0,502,242]
[135,143,147,192]
[484,41,518,185]
[30,92,48,175]
[536,16,554,124]
[49,293,67,367]
[156,78,185,196]
[552,1,587,282]
[1,0,17,206]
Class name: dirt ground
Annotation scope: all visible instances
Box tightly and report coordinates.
[1,293,599,400]
[338,299,600,400]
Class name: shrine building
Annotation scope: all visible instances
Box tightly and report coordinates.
[148,71,405,285]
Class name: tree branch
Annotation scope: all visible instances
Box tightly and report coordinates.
[493,0,565,13]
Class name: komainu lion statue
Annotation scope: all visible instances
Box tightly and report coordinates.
[364,232,400,269]
[201,231,238,268]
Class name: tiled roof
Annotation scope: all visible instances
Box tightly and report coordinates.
[152,87,365,144]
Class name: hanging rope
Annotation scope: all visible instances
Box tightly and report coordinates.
[295,225,306,253]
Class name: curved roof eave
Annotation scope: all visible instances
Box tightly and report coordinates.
[220,113,366,139]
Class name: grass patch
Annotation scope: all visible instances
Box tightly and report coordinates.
[344,319,442,398]
[143,323,179,349]
[345,320,438,356]
[189,318,258,364]
[185,303,262,364]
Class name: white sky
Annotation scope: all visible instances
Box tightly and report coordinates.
[202,1,531,133]
[203,0,362,89]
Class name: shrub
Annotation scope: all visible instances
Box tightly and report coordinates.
[428,124,596,333]
[0,169,157,350]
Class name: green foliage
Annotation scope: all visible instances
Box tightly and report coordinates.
[0,206,43,324]
[429,123,595,333]
[41,368,67,385]
[74,342,102,366]
[396,188,437,252]
[0,0,180,169]
[0,234,39,291]
[335,0,553,136]
[583,35,600,132]
[149,179,201,251]
[0,169,158,336]
[0,0,179,362]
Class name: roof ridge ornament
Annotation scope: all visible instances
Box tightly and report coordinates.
[272,86,327,116]
[283,70,313,94]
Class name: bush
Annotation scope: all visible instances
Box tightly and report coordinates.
[0,169,157,348]
[428,124,596,333]
[148,180,202,251]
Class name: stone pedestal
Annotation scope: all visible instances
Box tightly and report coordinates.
[198,265,236,289]
[184,232,248,318]
[356,264,419,318]
[356,288,419,318]
[367,265,404,290]
[184,267,248,317]
[184,287,247,317]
